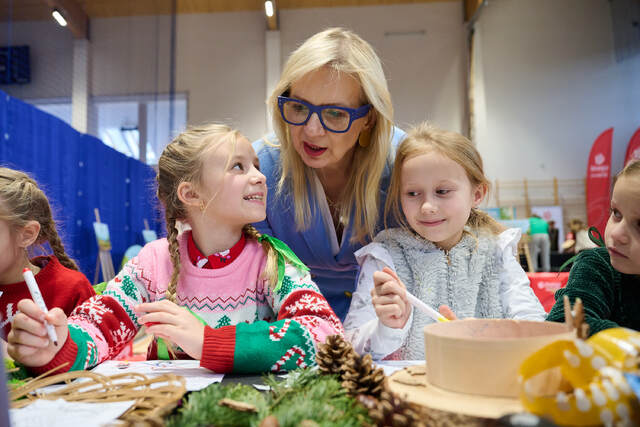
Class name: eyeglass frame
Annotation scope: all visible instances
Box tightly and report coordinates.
[277,96,372,134]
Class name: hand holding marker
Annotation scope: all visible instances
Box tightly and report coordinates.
[381,266,449,323]
[22,268,58,346]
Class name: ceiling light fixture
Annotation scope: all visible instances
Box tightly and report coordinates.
[265,1,274,18]
[52,9,67,27]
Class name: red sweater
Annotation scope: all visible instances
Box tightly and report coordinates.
[0,256,95,340]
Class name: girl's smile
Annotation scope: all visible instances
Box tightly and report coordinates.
[417,218,446,227]
[243,192,265,205]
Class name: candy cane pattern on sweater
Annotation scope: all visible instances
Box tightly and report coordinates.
[270,345,306,371]
[85,341,96,368]
[33,236,344,376]
[269,319,292,341]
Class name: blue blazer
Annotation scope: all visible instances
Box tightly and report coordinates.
[253,128,405,320]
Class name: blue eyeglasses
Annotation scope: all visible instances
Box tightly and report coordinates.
[278,96,372,133]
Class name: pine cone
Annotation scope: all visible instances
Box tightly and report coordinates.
[341,353,385,398]
[316,334,356,376]
[364,391,425,427]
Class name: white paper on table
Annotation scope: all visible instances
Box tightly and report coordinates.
[375,360,424,376]
[10,398,135,427]
[91,360,224,391]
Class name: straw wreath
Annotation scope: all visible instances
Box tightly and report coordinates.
[10,364,186,422]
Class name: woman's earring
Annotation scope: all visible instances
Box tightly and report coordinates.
[358,129,371,148]
[199,200,206,212]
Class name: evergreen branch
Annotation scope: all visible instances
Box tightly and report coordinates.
[166,368,371,427]
[166,383,267,427]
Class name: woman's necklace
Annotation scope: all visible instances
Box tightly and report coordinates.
[326,194,338,210]
[325,194,344,243]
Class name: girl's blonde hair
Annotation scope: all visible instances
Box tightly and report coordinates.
[268,27,394,244]
[614,159,640,186]
[0,167,79,270]
[156,124,278,303]
[385,122,504,236]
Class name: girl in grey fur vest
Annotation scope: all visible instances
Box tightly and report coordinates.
[344,123,546,360]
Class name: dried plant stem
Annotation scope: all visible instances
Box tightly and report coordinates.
[10,369,186,422]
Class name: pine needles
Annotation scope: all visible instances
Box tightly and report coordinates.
[166,368,370,427]
[166,383,267,427]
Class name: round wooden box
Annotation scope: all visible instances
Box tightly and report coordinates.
[387,319,574,420]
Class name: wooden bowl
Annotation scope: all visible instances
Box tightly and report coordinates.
[424,319,574,398]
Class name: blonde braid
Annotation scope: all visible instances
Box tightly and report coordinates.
[243,225,279,290]
[42,219,79,270]
[165,215,181,303]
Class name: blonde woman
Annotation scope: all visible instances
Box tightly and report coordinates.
[254,28,405,320]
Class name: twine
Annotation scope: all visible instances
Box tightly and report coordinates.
[10,368,186,422]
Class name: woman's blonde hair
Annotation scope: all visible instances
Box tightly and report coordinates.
[268,27,394,244]
[385,122,504,236]
[157,124,278,303]
[0,167,79,270]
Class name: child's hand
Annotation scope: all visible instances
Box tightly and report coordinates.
[438,305,458,320]
[7,299,69,367]
[371,267,411,329]
[136,300,205,360]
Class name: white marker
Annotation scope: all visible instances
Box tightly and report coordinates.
[22,268,58,346]
[405,291,449,323]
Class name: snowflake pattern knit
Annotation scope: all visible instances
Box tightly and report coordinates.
[32,233,343,375]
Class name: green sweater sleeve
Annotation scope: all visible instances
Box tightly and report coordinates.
[547,248,619,336]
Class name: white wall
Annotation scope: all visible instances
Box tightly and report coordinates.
[473,0,640,182]
[90,12,266,140]
[91,15,172,98]
[175,12,266,140]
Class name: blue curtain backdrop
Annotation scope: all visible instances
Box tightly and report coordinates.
[0,90,164,281]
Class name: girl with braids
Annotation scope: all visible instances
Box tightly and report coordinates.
[344,123,545,360]
[8,124,342,375]
[0,167,94,341]
[547,160,640,336]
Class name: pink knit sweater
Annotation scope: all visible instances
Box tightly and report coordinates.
[34,232,343,374]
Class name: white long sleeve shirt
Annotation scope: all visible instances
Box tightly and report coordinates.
[344,228,546,360]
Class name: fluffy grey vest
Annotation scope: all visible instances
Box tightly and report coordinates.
[375,228,504,360]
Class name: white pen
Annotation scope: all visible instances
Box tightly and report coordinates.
[405,291,449,323]
[22,268,58,346]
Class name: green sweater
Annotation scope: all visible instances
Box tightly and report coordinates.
[547,247,640,336]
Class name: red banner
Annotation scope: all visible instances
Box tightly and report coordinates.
[527,272,570,312]
[624,127,640,166]
[586,128,612,235]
